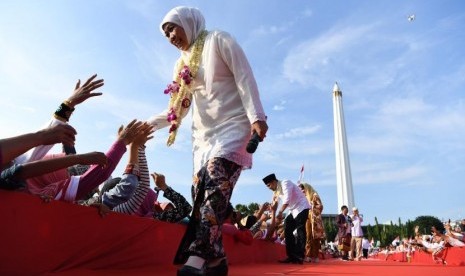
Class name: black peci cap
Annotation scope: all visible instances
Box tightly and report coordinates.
[262,173,277,185]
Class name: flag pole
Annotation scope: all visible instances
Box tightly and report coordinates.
[298,164,304,184]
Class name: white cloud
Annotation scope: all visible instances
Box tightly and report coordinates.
[272,100,287,111]
[276,125,321,139]
[351,161,429,185]
[249,7,312,37]
[123,0,163,22]
[282,23,376,88]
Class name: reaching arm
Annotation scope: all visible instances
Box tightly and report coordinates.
[7,152,107,181]
[1,124,77,167]
[10,74,103,165]
[110,124,154,213]
[155,186,192,223]
[112,146,150,214]
[102,141,143,209]
[254,202,269,219]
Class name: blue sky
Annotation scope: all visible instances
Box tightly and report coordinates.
[1,0,464,225]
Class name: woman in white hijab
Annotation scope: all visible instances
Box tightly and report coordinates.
[147,6,268,276]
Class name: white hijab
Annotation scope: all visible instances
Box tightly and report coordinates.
[160,6,206,47]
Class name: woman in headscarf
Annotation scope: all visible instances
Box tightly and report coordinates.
[299,182,326,263]
[147,6,268,276]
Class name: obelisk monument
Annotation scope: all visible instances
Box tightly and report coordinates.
[332,82,355,212]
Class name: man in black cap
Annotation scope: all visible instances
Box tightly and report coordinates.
[263,173,310,264]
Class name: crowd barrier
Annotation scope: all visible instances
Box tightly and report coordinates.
[374,247,465,266]
[0,191,285,275]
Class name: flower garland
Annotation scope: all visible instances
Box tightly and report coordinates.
[163,30,208,146]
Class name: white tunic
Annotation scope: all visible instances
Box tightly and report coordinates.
[148,30,266,174]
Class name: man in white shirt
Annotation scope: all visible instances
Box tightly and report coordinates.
[350,207,364,261]
[263,173,310,264]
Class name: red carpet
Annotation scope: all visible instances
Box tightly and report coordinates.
[40,259,465,276]
[229,259,465,276]
[1,190,464,276]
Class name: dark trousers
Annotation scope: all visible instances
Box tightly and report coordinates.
[363,248,368,259]
[284,209,309,261]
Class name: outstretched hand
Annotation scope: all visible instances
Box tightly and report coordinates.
[66,74,104,108]
[39,124,77,147]
[117,119,145,145]
[151,172,168,191]
[131,123,155,146]
[259,202,270,212]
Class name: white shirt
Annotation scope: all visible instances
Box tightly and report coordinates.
[278,180,311,218]
[362,238,371,249]
[148,30,266,174]
[351,214,364,237]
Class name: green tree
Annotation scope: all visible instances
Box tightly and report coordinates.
[398,218,404,239]
[405,219,414,238]
[323,217,337,242]
[247,203,260,215]
[234,202,260,216]
[234,204,249,215]
[412,215,444,234]
[366,225,372,240]
[374,217,382,246]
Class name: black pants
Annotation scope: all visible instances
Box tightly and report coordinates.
[363,248,368,259]
[284,209,309,261]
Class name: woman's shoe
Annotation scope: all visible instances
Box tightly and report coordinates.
[177,265,205,276]
[206,258,228,276]
[278,257,294,263]
[278,257,303,264]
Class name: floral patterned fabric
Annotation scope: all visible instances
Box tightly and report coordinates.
[187,157,242,260]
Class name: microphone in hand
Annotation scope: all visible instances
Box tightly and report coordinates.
[246,132,262,154]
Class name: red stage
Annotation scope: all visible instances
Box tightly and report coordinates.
[1,191,464,275]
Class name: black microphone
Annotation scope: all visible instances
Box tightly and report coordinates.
[246,132,262,154]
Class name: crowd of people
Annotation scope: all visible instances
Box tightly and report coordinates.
[375,221,465,265]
